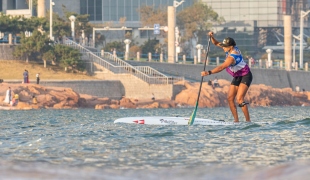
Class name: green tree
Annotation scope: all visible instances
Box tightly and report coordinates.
[0,13,48,36]
[129,45,141,59]
[138,2,223,57]
[62,6,93,39]
[139,2,223,42]
[49,12,71,41]
[53,44,84,71]
[140,38,159,54]
[13,32,35,63]
[103,41,125,54]
[14,30,51,64]
[138,5,167,27]
[42,48,56,68]
[95,32,105,47]
[177,2,224,42]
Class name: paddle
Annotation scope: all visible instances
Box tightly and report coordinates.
[188,36,212,125]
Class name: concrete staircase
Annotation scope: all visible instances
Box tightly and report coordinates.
[64,39,184,85]
[64,40,184,99]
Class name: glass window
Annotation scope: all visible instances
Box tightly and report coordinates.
[239,1,249,8]
[230,2,239,8]
[154,0,161,8]
[132,1,139,21]
[167,0,174,6]
[140,30,155,39]
[96,0,102,21]
[146,0,153,6]
[103,0,110,21]
[110,0,117,21]
[140,0,147,7]
[124,0,132,21]
[88,0,95,21]
[80,0,87,14]
[118,0,125,21]
[0,0,2,11]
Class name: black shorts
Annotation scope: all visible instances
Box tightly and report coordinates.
[231,71,253,87]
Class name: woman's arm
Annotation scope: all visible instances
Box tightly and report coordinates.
[201,56,235,76]
[209,32,222,48]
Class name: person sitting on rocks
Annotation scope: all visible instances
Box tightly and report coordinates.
[12,93,19,106]
[208,79,212,85]
[32,95,37,104]
[208,79,213,88]
[213,77,219,87]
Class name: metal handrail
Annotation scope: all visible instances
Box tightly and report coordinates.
[92,52,168,77]
[64,40,184,84]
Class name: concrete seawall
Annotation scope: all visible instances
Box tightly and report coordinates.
[2,61,310,100]
[3,80,125,99]
[127,61,310,91]
[0,45,25,60]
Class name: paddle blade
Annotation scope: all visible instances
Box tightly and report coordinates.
[188,103,198,125]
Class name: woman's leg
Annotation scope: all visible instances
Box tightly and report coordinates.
[227,85,239,122]
[236,83,250,122]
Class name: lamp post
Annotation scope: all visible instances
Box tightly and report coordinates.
[173,0,184,63]
[124,39,131,60]
[69,15,76,41]
[293,38,296,66]
[196,44,203,63]
[0,32,4,44]
[300,10,310,69]
[292,35,300,67]
[49,0,55,41]
[29,0,33,17]
[266,49,273,68]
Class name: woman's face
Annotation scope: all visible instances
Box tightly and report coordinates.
[223,46,231,52]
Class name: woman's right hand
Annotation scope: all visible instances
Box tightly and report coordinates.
[201,71,208,76]
[208,31,214,37]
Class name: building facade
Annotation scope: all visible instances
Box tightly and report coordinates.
[1,0,32,17]
[201,0,310,57]
[2,0,310,58]
[203,0,310,27]
[1,0,29,11]
[80,0,193,27]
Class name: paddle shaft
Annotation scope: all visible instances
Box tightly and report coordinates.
[188,37,212,125]
[195,37,212,107]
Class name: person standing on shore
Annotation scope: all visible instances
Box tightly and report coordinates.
[26,70,29,83]
[36,73,40,84]
[201,32,253,122]
[4,87,12,104]
[23,70,28,83]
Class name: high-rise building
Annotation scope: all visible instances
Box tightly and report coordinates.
[1,0,32,17]
[203,0,310,27]
[80,0,193,27]
[1,0,29,11]
[201,0,310,56]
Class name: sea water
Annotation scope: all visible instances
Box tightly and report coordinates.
[0,106,309,179]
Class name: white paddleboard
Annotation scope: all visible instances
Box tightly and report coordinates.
[114,116,268,126]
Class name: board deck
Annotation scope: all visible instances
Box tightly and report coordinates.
[114,116,269,126]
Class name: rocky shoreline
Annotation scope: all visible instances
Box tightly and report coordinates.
[0,79,310,110]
